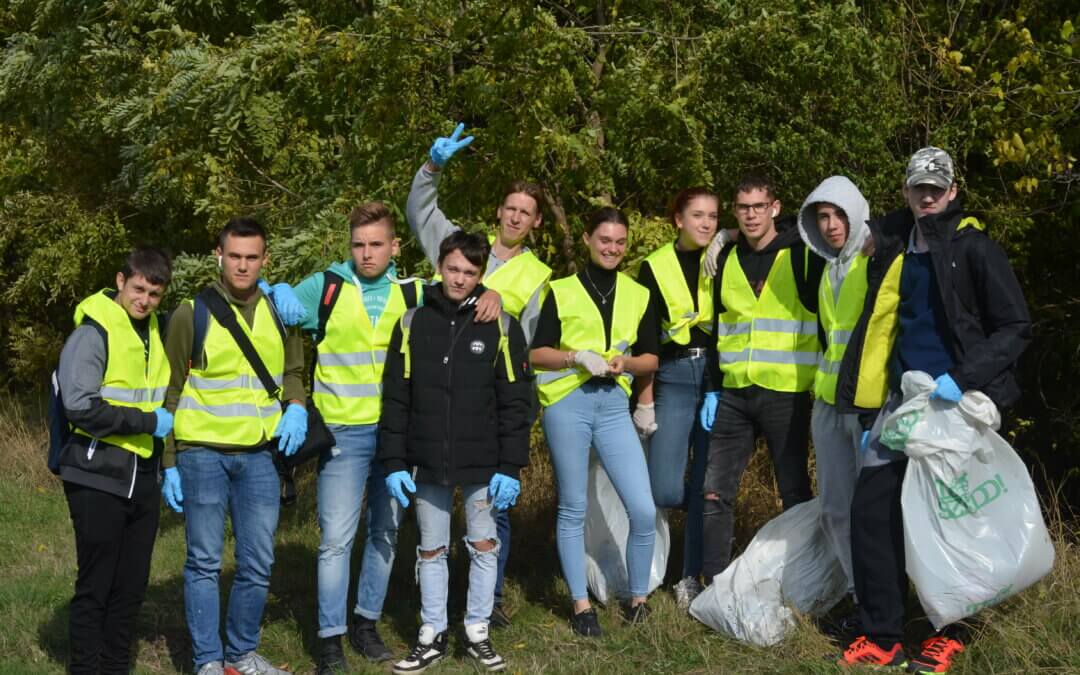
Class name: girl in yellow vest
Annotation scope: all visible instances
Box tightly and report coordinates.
[530,207,660,636]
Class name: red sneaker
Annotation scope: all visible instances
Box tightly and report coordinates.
[907,636,964,673]
[838,636,908,669]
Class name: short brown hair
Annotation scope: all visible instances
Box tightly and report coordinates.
[348,201,395,235]
[733,173,777,202]
[501,181,545,212]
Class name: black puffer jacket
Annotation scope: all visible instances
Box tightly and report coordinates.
[835,200,1032,416]
[379,283,532,485]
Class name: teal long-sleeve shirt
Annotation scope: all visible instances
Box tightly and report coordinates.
[293,260,420,333]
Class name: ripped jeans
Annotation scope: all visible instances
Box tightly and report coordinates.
[414,483,498,634]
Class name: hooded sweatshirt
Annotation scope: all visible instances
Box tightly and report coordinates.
[796,175,871,301]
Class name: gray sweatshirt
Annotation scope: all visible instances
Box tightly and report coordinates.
[796,175,872,303]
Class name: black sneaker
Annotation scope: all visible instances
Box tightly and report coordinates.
[317,636,348,675]
[623,601,652,624]
[392,625,449,674]
[464,623,507,672]
[348,616,393,662]
[488,603,512,629]
[569,608,602,637]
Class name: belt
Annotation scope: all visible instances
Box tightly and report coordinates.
[671,347,709,359]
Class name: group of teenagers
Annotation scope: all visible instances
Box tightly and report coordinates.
[54,123,1032,675]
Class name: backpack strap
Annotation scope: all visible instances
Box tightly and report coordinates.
[314,271,345,346]
[191,295,210,370]
[398,277,421,309]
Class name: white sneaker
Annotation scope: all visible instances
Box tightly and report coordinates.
[464,622,506,672]
[224,651,291,674]
[196,662,224,675]
[392,624,449,674]
[674,576,704,610]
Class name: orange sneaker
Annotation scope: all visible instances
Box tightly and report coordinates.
[838,636,908,669]
[907,636,964,673]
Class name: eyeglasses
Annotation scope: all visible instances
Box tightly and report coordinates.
[734,202,773,215]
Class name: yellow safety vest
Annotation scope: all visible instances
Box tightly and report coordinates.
[313,278,422,425]
[535,273,650,407]
[643,242,714,345]
[174,294,285,446]
[715,248,819,392]
[814,256,869,404]
[482,235,552,320]
[71,290,170,457]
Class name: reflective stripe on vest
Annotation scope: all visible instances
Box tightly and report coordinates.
[814,255,869,404]
[715,248,818,392]
[313,279,420,425]
[71,290,170,458]
[644,242,714,344]
[536,273,650,407]
[174,295,285,446]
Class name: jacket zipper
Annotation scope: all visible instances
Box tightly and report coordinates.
[443,317,455,484]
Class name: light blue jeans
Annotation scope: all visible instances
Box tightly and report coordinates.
[646,354,709,579]
[177,447,280,670]
[414,483,498,633]
[543,381,657,600]
[317,424,402,638]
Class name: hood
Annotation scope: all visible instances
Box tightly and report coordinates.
[330,260,399,288]
[797,176,871,267]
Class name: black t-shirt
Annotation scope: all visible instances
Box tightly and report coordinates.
[636,243,713,358]
[531,261,659,357]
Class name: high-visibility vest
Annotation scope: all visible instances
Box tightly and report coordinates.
[174,294,284,446]
[313,278,422,425]
[814,255,869,404]
[535,273,650,407]
[644,242,714,345]
[715,248,819,392]
[482,235,552,320]
[71,290,170,457]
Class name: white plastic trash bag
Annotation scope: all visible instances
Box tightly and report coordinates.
[584,455,669,604]
[689,498,848,646]
[881,370,1055,629]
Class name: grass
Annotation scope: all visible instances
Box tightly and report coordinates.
[1,397,1079,674]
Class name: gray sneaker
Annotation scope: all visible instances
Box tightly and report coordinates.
[673,576,704,610]
[224,651,291,674]
[196,662,225,675]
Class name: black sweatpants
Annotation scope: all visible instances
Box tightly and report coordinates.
[64,471,160,674]
[701,385,813,580]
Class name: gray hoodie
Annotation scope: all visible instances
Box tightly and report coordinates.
[797,176,871,302]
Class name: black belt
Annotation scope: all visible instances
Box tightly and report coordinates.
[669,346,709,360]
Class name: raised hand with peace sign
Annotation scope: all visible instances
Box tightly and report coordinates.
[428,122,475,168]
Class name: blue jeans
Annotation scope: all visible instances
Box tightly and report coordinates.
[414,483,498,633]
[177,447,280,670]
[317,424,402,638]
[646,355,709,579]
[494,509,509,604]
[543,381,657,600]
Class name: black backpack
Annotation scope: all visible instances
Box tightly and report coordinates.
[47,318,108,475]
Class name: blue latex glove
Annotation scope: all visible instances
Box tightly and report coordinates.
[428,122,474,168]
[273,403,308,456]
[860,430,871,452]
[699,391,721,431]
[931,373,963,402]
[258,279,308,326]
[152,407,173,439]
[162,467,183,513]
[489,473,521,511]
[386,470,417,508]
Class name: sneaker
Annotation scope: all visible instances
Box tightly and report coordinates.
[224,651,291,675]
[623,601,652,625]
[317,636,348,675]
[837,636,908,669]
[673,577,704,610]
[464,622,507,672]
[197,663,225,675]
[569,608,602,637]
[392,625,449,675]
[489,603,512,629]
[348,615,393,662]
[907,636,964,673]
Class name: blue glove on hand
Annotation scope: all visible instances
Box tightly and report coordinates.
[386,470,417,508]
[258,279,308,326]
[428,122,474,168]
[273,403,308,456]
[162,467,183,513]
[699,391,721,431]
[152,407,173,439]
[931,373,963,402]
[489,473,521,511]
[860,430,871,452]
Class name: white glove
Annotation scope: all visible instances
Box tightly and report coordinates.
[633,402,658,437]
[573,350,610,377]
[702,229,732,279]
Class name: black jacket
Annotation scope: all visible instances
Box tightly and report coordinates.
[835,201,1032,417]
[378,283,532,485]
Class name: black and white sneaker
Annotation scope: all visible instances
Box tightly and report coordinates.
[392,625,448,674]
[464,622,506,672]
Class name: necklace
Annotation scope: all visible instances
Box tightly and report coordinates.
[583,267,616,305]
